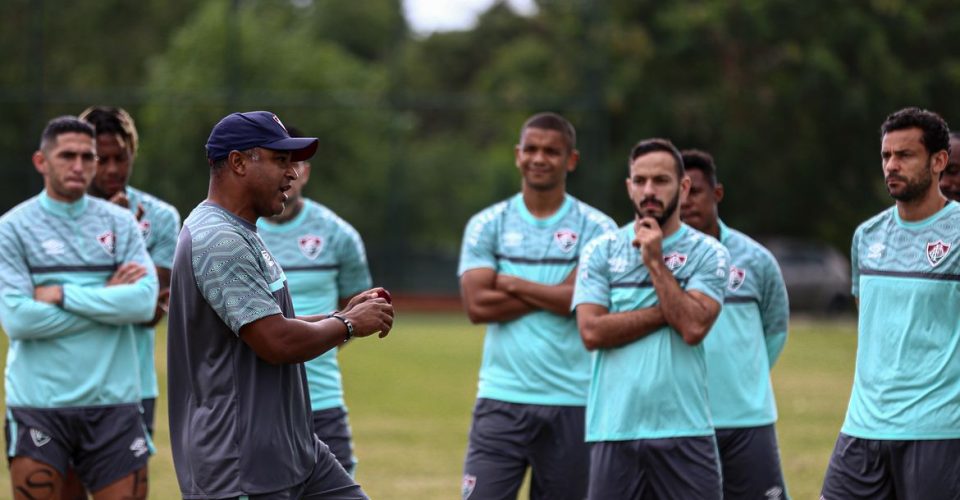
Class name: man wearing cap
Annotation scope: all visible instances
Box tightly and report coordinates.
[166,111,394,499]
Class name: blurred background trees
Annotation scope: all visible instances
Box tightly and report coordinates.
[2,0,959,294]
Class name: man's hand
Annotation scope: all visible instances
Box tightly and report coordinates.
[341,295,394,339]
[633,216,664,267]
[107,263,147,286]
[107,191,145,221]
[34,285,63,306]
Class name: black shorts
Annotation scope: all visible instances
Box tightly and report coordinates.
[715,424,787,499]
[312,406,356,475]
[821,433,960,500]
[4,404,152,491]
[141,398,156,437]
[462,398,588,500]
[224,436,367,500]
[588,436,722,500]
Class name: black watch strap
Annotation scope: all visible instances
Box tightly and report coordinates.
[330,312,354,342]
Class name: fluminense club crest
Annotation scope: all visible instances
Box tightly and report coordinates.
[663,251,687,271]
[554,229,579,253]
[728,265,747,291]
[97,231,116,256]
[138,219,151,240]
[299,235,324,260]
[926,240,951,267]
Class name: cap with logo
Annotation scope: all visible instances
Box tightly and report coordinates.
[205,111,319,163]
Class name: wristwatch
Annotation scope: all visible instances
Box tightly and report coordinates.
[330,312,354,342]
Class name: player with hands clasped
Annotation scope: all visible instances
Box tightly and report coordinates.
[167,111,392,500]
[572,138,730,500]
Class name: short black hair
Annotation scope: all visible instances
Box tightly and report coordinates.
[680,149,717,187]
[79,106,139,157]
[880,107,951,156]
[629,138,684,179]
[39,116,95,152]
[520,112,576,151]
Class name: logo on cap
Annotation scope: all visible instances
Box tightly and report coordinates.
[272,114,287,132]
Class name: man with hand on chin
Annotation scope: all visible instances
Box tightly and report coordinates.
[573,138,730,500]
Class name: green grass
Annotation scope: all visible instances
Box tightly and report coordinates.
[0,313,857,499]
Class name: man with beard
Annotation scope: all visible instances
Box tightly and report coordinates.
[458,112,616,500]
[572,138,730,499]
[167,111,394,499]
[680,149,789,500]
[939,131,960,201]
[821,107,960,499]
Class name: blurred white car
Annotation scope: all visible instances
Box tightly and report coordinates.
[759,237,854,314]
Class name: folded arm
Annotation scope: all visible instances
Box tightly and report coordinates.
[460,268,534,324]
[647,259,721,345]
[576,302,667,350]
[495,268,576,317]
[0,291,104,340]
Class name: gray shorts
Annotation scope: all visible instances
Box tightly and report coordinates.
[226,436,367,500]
[588,436,722,500]
[312,406,356,476]
[462,398,588,500]
[715,424,787,499]
[821,433,960,500]
[4,404,152,492]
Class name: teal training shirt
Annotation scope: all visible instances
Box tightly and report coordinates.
[126,186,181,400]
[703,221,789,428]
[458,193,617,406]
[258,199,371,411]
[573,223,729,441]
[843,201,960,440]
[0,191,158,408]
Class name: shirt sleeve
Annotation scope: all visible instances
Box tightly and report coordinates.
[148,204,181,270]
[759,251,790,368]
[0,223,104,340]
[850,228,861,298]
[458,209,500,276]
[62,212,158,324]
[572,233,615,311]
[192,230,282,335]
[336,223,372,298]
[685,239,730,305]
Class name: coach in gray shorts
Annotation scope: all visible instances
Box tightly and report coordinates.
[167,111,394,499]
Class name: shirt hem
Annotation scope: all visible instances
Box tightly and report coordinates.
[712,417,776,429]
[841,427,960,440]
[587,429,715,442]
[477,392,586,407]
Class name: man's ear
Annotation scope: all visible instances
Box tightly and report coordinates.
[714,183,725,204]
[227,150,247,176]
[32,150,47,176]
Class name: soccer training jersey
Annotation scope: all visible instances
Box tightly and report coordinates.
[125,186,180,400]
[167,201,314,498]
[573,223,729,441]
[703,221,789,428]
[843,201,960,440]
[0,191,158,408]
[258,199,371,411]
[458,193,617,406]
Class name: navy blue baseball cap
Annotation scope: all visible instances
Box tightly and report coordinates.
[205,111,318,163]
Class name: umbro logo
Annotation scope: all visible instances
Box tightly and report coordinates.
[130,437,149,457]
[41,239,65,256]
[30,428,51,447]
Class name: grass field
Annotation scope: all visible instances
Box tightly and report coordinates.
[0,313,857,499]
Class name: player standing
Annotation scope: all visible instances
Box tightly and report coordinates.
[680,149,789,499]
[166,111,393,499]
[457,112,616,499]
[80,106,181,437]
[0,116,158,499]
[821,107,960,499]
[573,138,729,499]
[258,126,371,476]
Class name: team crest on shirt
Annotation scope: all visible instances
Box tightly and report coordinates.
[138,219,151,240]
[30,428,51,447]
[299,234,324,260]
[554,229,579,253]
[96,231,115,256]
[727,265,746,291]
[663,251,687,271]
[461,474,477,499]
[926,240,951,267]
